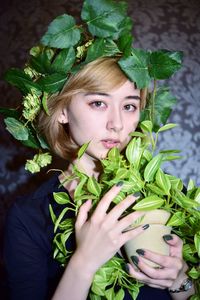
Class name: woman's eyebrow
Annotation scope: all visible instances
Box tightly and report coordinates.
[84,92,141,100]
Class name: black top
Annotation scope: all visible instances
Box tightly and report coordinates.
[4,175,171,300]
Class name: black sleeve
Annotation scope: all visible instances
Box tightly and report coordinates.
[4,203,48,300]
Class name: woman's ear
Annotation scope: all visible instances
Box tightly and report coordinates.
[58,108,68,124]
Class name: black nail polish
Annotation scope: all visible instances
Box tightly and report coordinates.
[125,264,129,273]
[133,192,141,198]
[142,224,149,230]
[116,181,123,187]
[131,255,139,266]
[136,249,145,256]
[163,234,173,241]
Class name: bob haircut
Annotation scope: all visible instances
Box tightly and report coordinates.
[38,56,147,161]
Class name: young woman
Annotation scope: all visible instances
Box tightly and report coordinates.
[4,57,194,300]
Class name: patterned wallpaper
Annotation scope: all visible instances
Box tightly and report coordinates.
[0,0,199,288]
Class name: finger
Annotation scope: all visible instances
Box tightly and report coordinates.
[107,194,138,222]
[163,234,183,258]
[75,199,92,230]
[120,223,149,246]
[131,252,182,280]
[115,210,144,233]
[92,183,123,219]
[128,263,173,289]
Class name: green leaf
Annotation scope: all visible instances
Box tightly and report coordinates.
[29,51,52,74]
[81,0,132,39]
[156,169,171,195]
[85,38,120,63]
[167,212,185,226]
[129,131,146,138]
[157,123,178,133]
[52,47,76,73]
[188,267,200,280]
[42,92,50,115]
[74,175,88,199]
[146,183,167,196]
[4,117,29,140]
[37,73,67,93]
[140,87,177,131]
[133,195,164,210]
[49,204,57,224]
[194,233,200,257]
[117,32,133,57]
[149,50,183,79]
[4,68,41,94]
[78,141,90,159]
[116,289,125,300]
[144,154,163,182]
[118,49,150,88]
[41,14,81,48]
[53,192,71,205]
[0,108,20,119]
[125,138,143,169]
[54,207,70,232]
[140,120,153,133]
[104,287,114,300]
[87,176,101,197]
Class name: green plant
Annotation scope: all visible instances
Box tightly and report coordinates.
[0,0,182,172]
[50,121,200,299]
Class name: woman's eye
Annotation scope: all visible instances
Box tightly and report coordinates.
[90,101,106,109]
[124,104,137,112]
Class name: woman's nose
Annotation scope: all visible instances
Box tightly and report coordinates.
[106,109,123,132]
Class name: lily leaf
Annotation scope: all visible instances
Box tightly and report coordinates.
[144,154,163,182]
[41,14,81,48]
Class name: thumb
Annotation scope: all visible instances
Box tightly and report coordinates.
[75,199,92,230]
[163,234,183,258]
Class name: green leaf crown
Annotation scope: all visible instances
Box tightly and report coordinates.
[1,0,183,173]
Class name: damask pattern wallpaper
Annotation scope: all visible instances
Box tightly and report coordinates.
[0,0,199,295]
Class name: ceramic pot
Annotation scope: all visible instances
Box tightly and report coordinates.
[124,209,171,268]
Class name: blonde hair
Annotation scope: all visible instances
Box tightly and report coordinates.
[38,57,147,160]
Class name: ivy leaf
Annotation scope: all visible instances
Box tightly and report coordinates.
[144,154,163,182]
[41,14,81,48]
[140,87,177,131]
[4,117,29,140]
[0,108,21,119]
[51,47,76,73]
[37,73,67,93]
[4,68,41,94]
[133,195,164,210]
[85,38,120,63]
[118,49,150,88]
[29,51,52,74]
[149,50,183,79]
[81,0,132,39]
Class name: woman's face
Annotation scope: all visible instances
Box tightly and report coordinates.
[61,80,141,162]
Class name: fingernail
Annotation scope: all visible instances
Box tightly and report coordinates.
[133,192,141,198]
[142,224,149,230]
[136,249,145,256]
[163,234,173,241]
[125,264,129,273]
[116,181,123,187]
[131,255,139,266]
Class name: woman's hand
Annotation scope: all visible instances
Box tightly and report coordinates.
[127,234,187,290]
[74,183,149,277]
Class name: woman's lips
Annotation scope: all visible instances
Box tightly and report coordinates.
[101,139,120,149]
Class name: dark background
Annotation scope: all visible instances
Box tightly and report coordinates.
[0,0,199,298]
